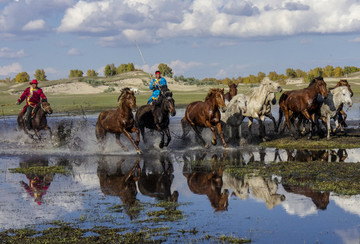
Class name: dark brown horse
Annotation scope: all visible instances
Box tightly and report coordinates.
[135,87,176,148]
[95,88,141,154]
[224,83,238,102]
[181,88,227,148]
[329,79,353,129]
[17,101,53,140]
[278,77,328,138]
[183,157,229,212]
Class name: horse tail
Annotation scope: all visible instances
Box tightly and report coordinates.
[181,117,191,139]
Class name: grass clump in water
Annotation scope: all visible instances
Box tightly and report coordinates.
[8,166,67,175]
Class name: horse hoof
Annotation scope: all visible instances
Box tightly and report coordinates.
[159,143,164,149]
[136,150,143,155]
[223,144,228,149]
[204,144,210,149]
[211,140,217,145]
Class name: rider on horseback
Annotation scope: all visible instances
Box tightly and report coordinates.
[148,70,167,105]
[16,79,47,130]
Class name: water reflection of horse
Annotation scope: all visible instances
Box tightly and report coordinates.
[17,101,53,140]
[183,154,229,212]
[282,184,330,210]
[222,171,285,209]
[138,153,178,202]
[135,87,176,149]
[97,156,141,219]
[181,88,227,148]
[95,88,141,154]
[286,149,348,162]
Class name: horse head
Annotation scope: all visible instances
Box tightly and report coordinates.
[314,77,328,99]
[333,87,353,107]
[118,88,136,110]
[262,79,282,93]
[41,101,53,114]
[233,94,247,114]
[159,87,176,116]
[228,83,238,94]
[214,189,229,212]
[207,88,226,112]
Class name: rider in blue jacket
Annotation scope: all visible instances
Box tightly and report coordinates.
[148,70,167,105]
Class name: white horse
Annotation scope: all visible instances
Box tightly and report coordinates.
[320,86,352,139]
[220,94,247,141]
[240,78,282,139]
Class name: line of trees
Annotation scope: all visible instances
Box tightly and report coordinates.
[104,63,135,77]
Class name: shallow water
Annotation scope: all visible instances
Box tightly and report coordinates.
[0,111,359,243]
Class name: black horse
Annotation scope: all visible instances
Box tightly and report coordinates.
[135,86,176,148]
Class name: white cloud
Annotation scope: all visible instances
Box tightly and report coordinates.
[22,19,45,31]
[169,60,204,75]
[0,62,22,76]
[56,0,360,43]
[44,67,58,74]
[67,48,82,56]
[0,47,26,58]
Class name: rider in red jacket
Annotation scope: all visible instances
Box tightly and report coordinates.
[16,79,47,129]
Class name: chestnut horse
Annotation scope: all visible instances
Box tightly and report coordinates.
[224,83,238,102]
[17,101,53,140]
[95,88,141,154]
[278,77,328,138]
[135,87,176,149]
[183,157,229,212]
[329,79,353,129]
[181,88,227,148]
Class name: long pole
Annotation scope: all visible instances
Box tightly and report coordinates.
[135,40,153,81]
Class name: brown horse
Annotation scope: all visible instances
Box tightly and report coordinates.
[17,101,53,140]
[97,157,141,219]
[181,88,227,148]
[329,79,353,129]
[278,77,328,138]
[224,83,238,102]
[95,88,141,154]
[183,157,229,212]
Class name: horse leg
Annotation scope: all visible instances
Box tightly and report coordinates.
[248,118,253,136]
[326,114,331,140]
[164,128,171,147]
[300,110,313,139]
[267,113,278,133]
[215,122,227,148]
[122,130,142,154]
[258,118,267,140]
[44,125,52,139]
[340,110,348,128]
[115,133,129,152]
[131,126,140,146]
[189,123,208,148]
[159,130,165,148]
[205,121,217,145]
[34,129,41,140]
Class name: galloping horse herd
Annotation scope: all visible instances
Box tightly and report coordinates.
[93,76,353,154]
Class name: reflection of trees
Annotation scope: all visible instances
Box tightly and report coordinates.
[183,154,229,212]
[18,157,54,205]
[97,156,140,219]
[138,153,178,202]
[223,171,285,209]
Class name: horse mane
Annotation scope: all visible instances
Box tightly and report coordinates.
[205,88,222,101]
[308,76,324,87]
[117,87,132,106]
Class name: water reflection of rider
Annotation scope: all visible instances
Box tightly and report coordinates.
[19,157,54,205]
[97,156,141,219]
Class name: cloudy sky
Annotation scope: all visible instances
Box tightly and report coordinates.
[0,0,360,80]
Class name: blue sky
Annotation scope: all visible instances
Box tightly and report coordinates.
[0,0,360,80]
